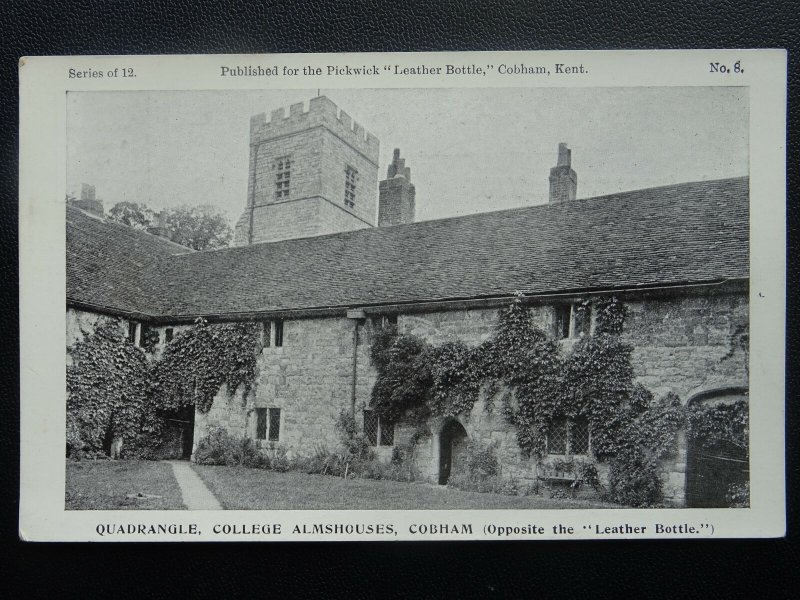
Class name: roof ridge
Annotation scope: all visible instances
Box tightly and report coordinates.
[178,175,749,257]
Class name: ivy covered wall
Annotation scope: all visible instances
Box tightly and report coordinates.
[66,287,748,506]
[371,291,749,505]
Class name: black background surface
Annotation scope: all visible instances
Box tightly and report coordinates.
[3,1,798,597]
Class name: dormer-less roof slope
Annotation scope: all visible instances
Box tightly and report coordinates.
[66,207,193,316]
[157,177,748,318]
[66,177,748,320]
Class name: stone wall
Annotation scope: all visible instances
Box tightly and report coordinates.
[193,290,748,505]
[624,293,749,400]
[316,198,374,238]
[66,308,124,350]
[317,128,379,226]
[193,317,361,457]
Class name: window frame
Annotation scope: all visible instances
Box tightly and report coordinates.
[268,408,281,442]
[554,304,572,340]
[138,324,154,348]
[165,327,174,343]
[274,156,292,200]
[260,320,284,348]
[363,408,394,447]
[255,407,268,440]
[128,321,140,345]
[344,165,358,208]
[547,416,591,456]
[554,303,592,340]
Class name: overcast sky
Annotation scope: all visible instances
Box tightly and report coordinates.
[67,87,748,224]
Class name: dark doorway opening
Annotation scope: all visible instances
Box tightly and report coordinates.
[438,419,468,485]
[685,437,749,508]
[163,405,195,460]
[685,392,749,508]
[179,405,196,459]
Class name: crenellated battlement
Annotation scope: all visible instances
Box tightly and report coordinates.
[249,96,379,163]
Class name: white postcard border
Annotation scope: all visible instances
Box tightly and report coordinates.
[19,50,787,541]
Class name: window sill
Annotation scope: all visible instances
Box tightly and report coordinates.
[260,346,284,354]
[255,440,281,450]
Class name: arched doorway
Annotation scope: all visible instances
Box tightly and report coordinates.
[438,418,468,485]
[685,389,749,508]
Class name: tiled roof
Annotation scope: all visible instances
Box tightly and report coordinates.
[67,177,749,319]
[66,207,192,315]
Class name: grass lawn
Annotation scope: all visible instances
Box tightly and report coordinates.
[65,459,186,510]
[192,465,619,510]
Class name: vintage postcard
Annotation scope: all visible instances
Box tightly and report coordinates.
[19,50,786,541]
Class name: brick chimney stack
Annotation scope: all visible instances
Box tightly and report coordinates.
[548,143,577,203]
[69,183,104,216]
[378,148,416,227]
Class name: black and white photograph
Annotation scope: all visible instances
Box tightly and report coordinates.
[64,85,749,510]
[18,51,786,540]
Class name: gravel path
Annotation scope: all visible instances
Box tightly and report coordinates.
[167,461,222,510]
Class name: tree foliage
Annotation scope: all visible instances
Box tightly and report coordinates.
[164,204,233,251]
[107,201,233,250]
[107,201,154,230]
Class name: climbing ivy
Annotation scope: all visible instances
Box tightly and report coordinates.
[428,341,482,418]
[687,400,749,452]
[66,321,154,458]
[66,318,262,458]
[368,295,719,506]
[149,319,261,413]
[479,298,563,457]
[370,326,433,425]
[369,295,644,459]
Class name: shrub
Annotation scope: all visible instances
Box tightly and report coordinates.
[269,445,291,472]
[460,440,500,479]
[336,410,374,463]
[295,445,334,475]
[194,426,264,467]
[607,447,663,507]
[446,441,517,495]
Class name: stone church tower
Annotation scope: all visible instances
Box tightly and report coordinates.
[234,96,417,245]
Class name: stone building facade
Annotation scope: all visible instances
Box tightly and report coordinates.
[66,97,749,507]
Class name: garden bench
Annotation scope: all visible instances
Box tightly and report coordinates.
[537,474,581,497]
